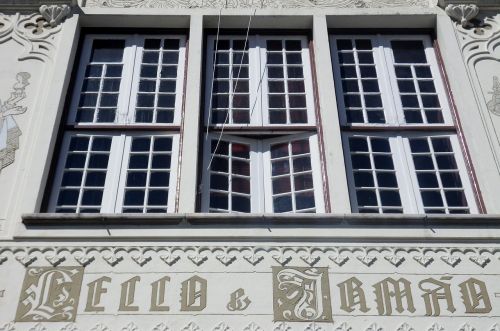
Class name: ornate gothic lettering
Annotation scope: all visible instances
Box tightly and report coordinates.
[273,267,333,322]
[150,276,170,311]
[119,276,140,311]
[373,277,416,316]
[15,267,83,322]
[418,277,456,316]
[459,278,492,313]
[180,275,207,311]
[337,277,370,313]
[85,276,111,312]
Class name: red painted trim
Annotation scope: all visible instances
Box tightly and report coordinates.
[174,38,190,213]
[309,40,332,213]
[434,40,487,214]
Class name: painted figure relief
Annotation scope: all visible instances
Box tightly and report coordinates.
[0,72,30,173]
[487,76,500,116]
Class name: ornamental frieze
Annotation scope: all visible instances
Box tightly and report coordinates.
[83,0,433,9]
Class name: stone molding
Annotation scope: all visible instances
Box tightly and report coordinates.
[445,4,479,28]
[0,245,498,269]
[0,321,499,331]
[0,4,71,61]
[82,0,433,9]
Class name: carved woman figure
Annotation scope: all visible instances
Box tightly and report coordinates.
[487,76,500,116]
[0,72,30,172]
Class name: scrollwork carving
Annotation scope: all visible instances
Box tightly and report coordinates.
[0,4,71,62]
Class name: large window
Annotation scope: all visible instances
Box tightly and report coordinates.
[331,35,478,214]
[48,34,186,213]
[201,34,325,213]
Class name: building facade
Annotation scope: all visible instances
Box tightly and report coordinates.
[1,0,500,330]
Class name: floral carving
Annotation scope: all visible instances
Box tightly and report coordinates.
[152,323,170,331]
[212,322,232,331]
[122,322,139,331]
[440,254,461,267]
[445,4,479,28]
[357,249,377,266]
[273,323,291,331]
[242,323,263,331]
[335,323,352,331]
[487,76,500,116]
[0,322,15,331]
[28,324,47,331]
[60,324,78,331]
[365,324,383,331]
[90,324,110,331]
[428,323,445,331]
[304,323,323,331]
[182,322,202,331]
[397,323,415,331]
[490,324,500,331]
[39,5,71,28]
[458,324,475,331]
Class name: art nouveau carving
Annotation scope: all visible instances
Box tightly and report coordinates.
[84,0,431,8]
[445,4,479,28]
[487,76,500,115]
[0,72,30,173]
[0,4,70,62]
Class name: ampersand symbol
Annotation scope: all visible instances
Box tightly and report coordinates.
[226,288,251,311]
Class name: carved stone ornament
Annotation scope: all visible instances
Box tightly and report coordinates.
[0,4,70,62]
[0,72,30,174]
[84,0,432,9]
[445,4,480,28]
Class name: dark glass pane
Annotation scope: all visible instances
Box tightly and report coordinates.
[380,190,402,206]
[401,95,419,108]
[85,171,106,187]
[100,94,118,107]
[163,52,179,64]
[232,177,250,194]
[70,137,90,151]
[105,65,123,78]
[294,174,313,191]
[139,80,156,92]
[129,155,149,169]
[232,143,249,159]
[152,154,171,169]
[404,110,423,123]
[144,39,161,49]
[77,108,95,121]
[79,93,98,107]
[351,155,371,169]
[136,109,153,123]
[102,79,121,92]
[88,154,109,169]
[358,52,374,64]
[271,143,289,159]
[413,155,434,170]
[164,39,180,50]
[148,190,168,205]
[432,138,453,152]
[154,138,172,152]
[289,95,306,108]
[232,160,250,176]
[62,171,83,186]
[292,140,310,155]
[422,95,440,108]
[349,137,368,152]
[127,172,147,187]
[409,139,430,153]
[273,177,291,194]
[436,155,458,170]
[440,172,462,188]
[160,66,177,78]
[141,65,157,78]
[269,110,286,124]
[377,173,398,188]
[272,159,290,176]
[285,40,301,51]
[293,157,311,172]
[132,138,151,152]
[58,189,79,205]
[418,80,436,92]
[355,40,372,50]
[159,80,176,93]
[354,171,374,187]
[296,191,315,210]
[290,110,308,123]
[124,190,145,206]
[371,138,390,152]
[158,95,175,108]
[338,52,354,64]
[211,157,228,173]
[391,40,426,63]
[286,53,302,65]
[347,110,364,123]
[445,191,467,207]
[92,137,111,151]
[337,40,352,50]
[85,65,102,77]
[425,110,444,123]
[398,80,416,93]
[150,171,170,187]
[395,66,412,78]
[210,192,228,210]
[232,40,248,50]
[364,95,382,107]
[65,154,86,168]
[342,80,359,93]
[81,189,103,206]
[360,66,377,78]
[142,51,160,64]
[288,81,305,93]
[344,94,361,108]
[421,191,444,207]
[417,173,439,188]
[233,94,249,108]
[362,79,379,91]
[82,79,100,92]
[340,66,357,78]
[415,66,432,78]
[212,140,229,154]
[356,190,377,205]
[232,196,250,212]
[374,155,394,170]
[267,40,283,51]
[367,111,385,123]
[287,67,304,79]
[267,53,283,65]
[157,110,174,123]
[137,94,155,107]
[273,195,292,213]
[91,40,125,62]
[268,81,285,93]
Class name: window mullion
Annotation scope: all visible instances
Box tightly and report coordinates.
[122,36,141,125]
[377,35,401,126]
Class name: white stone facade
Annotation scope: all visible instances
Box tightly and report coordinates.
[0,0,500,330]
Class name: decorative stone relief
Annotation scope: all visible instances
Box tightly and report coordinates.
[335,323,352,331]
[0,4,70,62]
[0,245,498,269]
[445,4,479,28]
[90,324,110,331]
[428,323,445,331]
[0,322,15,331]
[0,72,30,174]
[152,323,170,331]
[84,0,432,8]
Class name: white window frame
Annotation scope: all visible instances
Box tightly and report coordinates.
[49,132,180,213]
[201,133,325,213]
[68,34,187,126]
[204,35,316,127]
[343,132,478,214]
[330,34,453,126]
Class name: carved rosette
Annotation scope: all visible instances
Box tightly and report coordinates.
[445,4,479,28]
[0,4,71,62]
